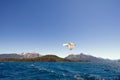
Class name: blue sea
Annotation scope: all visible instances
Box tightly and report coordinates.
[0,62,120,80]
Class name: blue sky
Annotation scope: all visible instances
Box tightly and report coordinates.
[0,0,120,59]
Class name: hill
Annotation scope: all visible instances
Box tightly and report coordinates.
[0,53,23,58]
[0,53,114,62]
[0,55,71,62]
[65,53,112,62]
[0,53,41,58]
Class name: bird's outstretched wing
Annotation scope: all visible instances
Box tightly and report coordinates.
[63,42,75,50]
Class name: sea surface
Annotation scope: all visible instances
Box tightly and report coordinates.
[0,62,120,80]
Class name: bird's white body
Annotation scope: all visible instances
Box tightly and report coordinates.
[63,42,76,50]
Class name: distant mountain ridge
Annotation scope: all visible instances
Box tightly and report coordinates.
[0,53,41,58]
[0,53,116,62]
[0,55,70,62]
[22,52,41,58]
[65,53,112,62]
[0,53,23,58]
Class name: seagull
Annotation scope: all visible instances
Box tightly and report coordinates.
[63,42,76,50]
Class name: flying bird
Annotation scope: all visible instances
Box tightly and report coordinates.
[63,42,76,50]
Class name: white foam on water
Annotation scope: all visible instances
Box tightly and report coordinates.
[74,74,84,80]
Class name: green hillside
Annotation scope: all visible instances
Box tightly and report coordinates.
[0,55,71,62]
